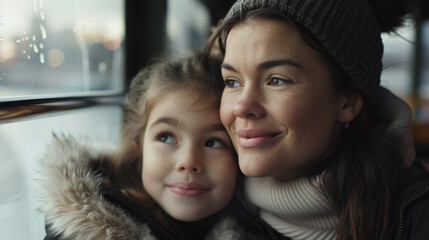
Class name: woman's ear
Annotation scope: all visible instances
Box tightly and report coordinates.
[130,141,138,151]
[338,92,363,123]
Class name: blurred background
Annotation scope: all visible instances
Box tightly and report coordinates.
[0,0,428,239]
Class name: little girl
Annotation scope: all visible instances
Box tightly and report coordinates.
[38,53,241,240]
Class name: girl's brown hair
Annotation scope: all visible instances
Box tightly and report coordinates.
[102,52,224,239]
[204,8,404,240]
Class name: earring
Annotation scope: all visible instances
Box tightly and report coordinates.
[345,122,350,129]
[130,141,138,151]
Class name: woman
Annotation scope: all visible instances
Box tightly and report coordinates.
[204,0,429,239]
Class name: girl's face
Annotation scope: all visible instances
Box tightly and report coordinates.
[220,19,346,180]
[142,88,237,222]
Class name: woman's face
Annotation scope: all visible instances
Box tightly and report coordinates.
[220,19,346,180]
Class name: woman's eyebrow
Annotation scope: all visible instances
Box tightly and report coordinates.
[221,59,304,73]
[221,63,237,72]
[257,59,304,72]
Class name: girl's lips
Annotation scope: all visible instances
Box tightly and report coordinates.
[236,129,280,148]
[168,183,210,197]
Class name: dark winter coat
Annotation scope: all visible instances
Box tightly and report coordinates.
[387,161,429,240]
[233,161,429,240]
[38,135,241,240]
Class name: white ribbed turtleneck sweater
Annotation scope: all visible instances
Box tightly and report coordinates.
[244,175,339,240]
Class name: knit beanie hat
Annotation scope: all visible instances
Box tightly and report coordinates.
[224,0,383,95]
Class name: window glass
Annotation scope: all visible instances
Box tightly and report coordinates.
[166,0,211,57]
[0,0,124,102]
[380,19,415,99]
[417,20,429,120]
[422,21,429,92]
[380,19,429,121]
[0,104,122,239]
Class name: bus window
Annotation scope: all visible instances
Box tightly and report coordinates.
[0,0,124,102]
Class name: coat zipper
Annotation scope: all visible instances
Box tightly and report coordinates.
[395,185,429,240]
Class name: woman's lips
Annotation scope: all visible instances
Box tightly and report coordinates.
[236,129,280,148]
[168,183,210,197]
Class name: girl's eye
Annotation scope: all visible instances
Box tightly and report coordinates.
[205,138,226,149]
[157,133,176,144]
[224,79,242,88]
[267,77,291,86]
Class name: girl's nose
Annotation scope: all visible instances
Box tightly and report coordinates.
[176,147,204,174]
[233,88,264,119]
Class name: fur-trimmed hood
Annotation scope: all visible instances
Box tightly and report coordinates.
[38,135,242,240]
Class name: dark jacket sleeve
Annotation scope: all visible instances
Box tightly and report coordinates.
[395,163,429,240]
[402,186,429,239]
[407,199,429,239]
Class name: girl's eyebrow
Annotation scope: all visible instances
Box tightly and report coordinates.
[206,124,228,132]
[221,58,304,73]
[149,117,226,132]
[149,117,179,128]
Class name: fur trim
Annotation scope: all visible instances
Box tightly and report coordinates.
[205,216,243,240]
[38,134,155,240]
[38,134,243,240]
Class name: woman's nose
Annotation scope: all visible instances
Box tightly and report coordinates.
[233,87,264,119]
[176,147,204,174]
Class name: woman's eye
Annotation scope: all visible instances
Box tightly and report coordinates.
[267,77,291,86]
[205,138,226,149]
[157,133,176,144]
[224,79,241,88]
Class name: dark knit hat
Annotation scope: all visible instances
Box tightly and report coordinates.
[225,0,383,95]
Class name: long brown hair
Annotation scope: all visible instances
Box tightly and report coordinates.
[102,52,224,238]
[204,8,404,240]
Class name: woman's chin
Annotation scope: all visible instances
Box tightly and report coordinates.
[239,162,272,177]
[238,153,281,177]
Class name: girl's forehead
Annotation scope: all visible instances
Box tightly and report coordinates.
[145,89,222,132]
[151,87,219,112]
